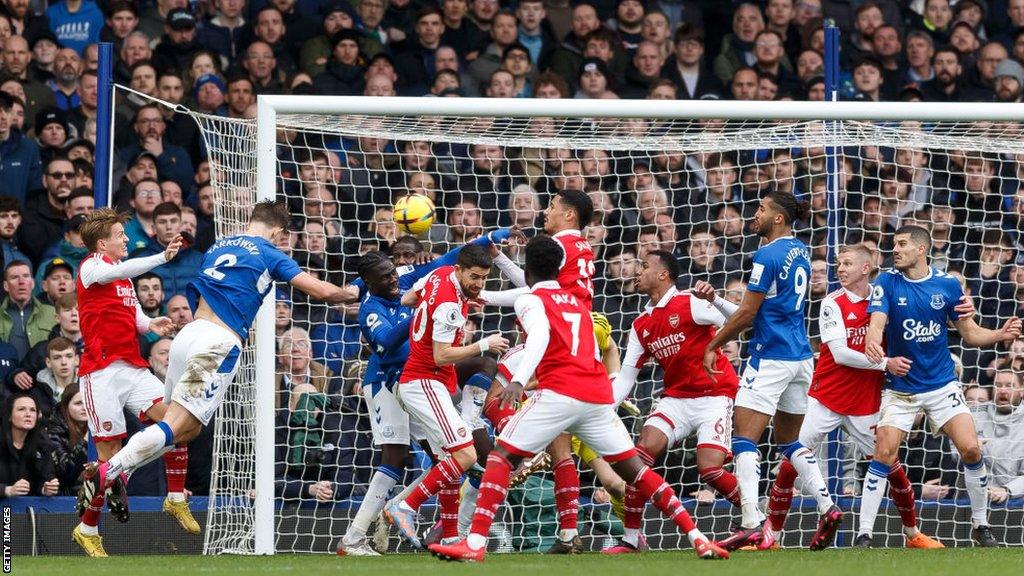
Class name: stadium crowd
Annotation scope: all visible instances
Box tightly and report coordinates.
[0,0,1022,533]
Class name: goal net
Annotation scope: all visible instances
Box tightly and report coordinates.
[189,98,1024,554]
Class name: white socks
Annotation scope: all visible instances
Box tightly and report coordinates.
[788,447,834,515]
[963,459,989,528]
[343,465,401,545]
[107,422,173,480]
[734,450,761,529]
[858,461,889,537]
[458,481,480,536]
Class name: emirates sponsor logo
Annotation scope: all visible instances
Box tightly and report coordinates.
[648,331,686,360]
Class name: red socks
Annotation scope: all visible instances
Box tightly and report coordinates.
[405,457,464,511]
[438,483,461,539]
[552,458,580,532]
[164,446,188,494]
[699,465,741,507]
[469,452,513,538]
[888,460,917,529]
[632,466,696,533]
[767,459,797,532]
[483,398,516,434]
[81,490,105,527]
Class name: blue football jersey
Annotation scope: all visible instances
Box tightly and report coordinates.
[187,235,302,341]
[358,293,413,392]
[867,267,963,393]
[746,236,813,361]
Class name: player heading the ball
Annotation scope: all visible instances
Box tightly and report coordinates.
[77,201,352,508]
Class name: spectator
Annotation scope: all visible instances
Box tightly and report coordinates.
[730,66,759,100]
[48,48,80,113]
[607,0,644,53]
[752,29,798,95]
[393,6,447,96]
[313,29,367,96]
[18,155,73,266]
[440,0,485,60]
[920,46,989,102]
[166,293,193,330]
[151,8,199,75]
[713,3,764,85]
[662,23,722,99]
[47,0,104,55]
[242,41,286,94]
[118,104,194,194]
[516,0,555,68]
[619,40,664,98]
[972,370,1024,503]
[197,0,246,63]
[0,393,58,499]
[549,3,601,88]
[851,56,885,101]
[993,58,1024,102]
[466,9,518,94]
[0,92,42,209]
[765,0,800,59]
[123,177,161,251]
[46,381,88,495]
[147,337,171,382]
[2,35,58,112]
[576,56,613,98]
[500,43,533,97]
[34,107,73,164]
[31,336,78,417]
[135,271,164,319]
[0,195,29,266]
[0,260,57,361]
[8,292,82,400]
[128,202,201,302]
[34,256,73,306]
[905,29,935,83]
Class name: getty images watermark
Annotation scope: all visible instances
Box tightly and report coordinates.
[3,506,10,573]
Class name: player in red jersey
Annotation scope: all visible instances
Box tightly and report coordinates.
[603,251,742,554]
[70,209,195,557]
[764,244,953,549]
[479,189,598,552]
[428,235,729,562]
[383,245,510,549]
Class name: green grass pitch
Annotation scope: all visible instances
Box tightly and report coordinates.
[13,549,1024,576]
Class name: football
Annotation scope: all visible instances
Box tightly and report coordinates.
[393,193,436,236]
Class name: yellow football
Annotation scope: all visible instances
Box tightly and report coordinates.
[393,193,436,236]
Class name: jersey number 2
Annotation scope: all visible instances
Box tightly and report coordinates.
[203,254,237,281]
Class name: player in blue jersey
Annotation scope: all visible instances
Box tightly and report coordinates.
[338,251,416,556]
[702,191,841,551]
[78,202,351,495]
[864,225,1021,548]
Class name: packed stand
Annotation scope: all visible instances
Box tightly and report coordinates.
[0,0,1020,526]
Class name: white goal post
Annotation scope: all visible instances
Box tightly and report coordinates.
[190,96,1024,555]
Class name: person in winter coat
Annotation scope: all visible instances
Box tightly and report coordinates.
[0,393,58,499]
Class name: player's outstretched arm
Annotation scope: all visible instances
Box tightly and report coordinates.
[433,334,510,367]
[81,250,176,287]
[955,315,1022,348]
[479,286,530,307]
[864,312,888,364]
[289,272,350,304]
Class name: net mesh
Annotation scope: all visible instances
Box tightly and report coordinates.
[190,106,1024,554]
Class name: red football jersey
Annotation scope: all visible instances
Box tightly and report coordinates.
[811,288,883,416]
[627,288,738,399]
[77,253,148,376]
[516,283,612,404]
[400,266,468,394]
[553,229,595,308]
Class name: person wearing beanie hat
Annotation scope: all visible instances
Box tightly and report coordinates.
[34,107,74,164]
[194,73,228,114]
[300,1,384,77]
[576,56,613,98]
[994,57,1024,102]
[312,27,368,95]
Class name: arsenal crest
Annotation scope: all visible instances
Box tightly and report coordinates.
[668,314,680,328]
[930,294,945,310]
[102,421,112,432]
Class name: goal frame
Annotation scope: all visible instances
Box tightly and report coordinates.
[250,95,1024,555]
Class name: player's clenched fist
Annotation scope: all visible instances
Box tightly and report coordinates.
[885,356,913,377]
[691,280,716,302]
